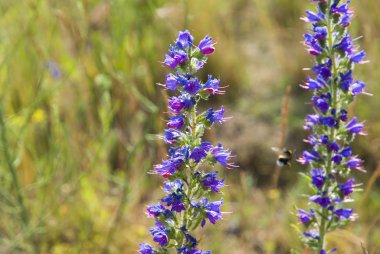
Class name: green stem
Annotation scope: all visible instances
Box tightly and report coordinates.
[183,0,189,30]
[0,103,40,254]
[0,105,29,227]
[318,1,339,252]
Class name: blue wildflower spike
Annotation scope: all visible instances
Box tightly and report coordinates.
[298,1,368,253]
[140,30,236,253]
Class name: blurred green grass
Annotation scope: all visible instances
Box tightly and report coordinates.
[0,0,379,253]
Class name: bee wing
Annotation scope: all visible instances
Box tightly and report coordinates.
[271,147,281,154]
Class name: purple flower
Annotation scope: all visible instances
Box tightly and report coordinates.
[198,35,215,55]
[340,70,353,91]
[168,96,185,113]
[164,129,181,144]
[334,208,353,219]
[345,117,366,135]
[204,75,224,95]
[161,179,186,213]
[201,171,225,193]
[175,30,194,50]
[351,50,366,63]
[150,227,169,246]
[331,1,351,15]
[164,54,178,69]
[328,142,340,152]
[320,135,329,144]
[211,144,234,168]
[341,146,352,157]
[164,46,188,69]
[139,243,156,254]
[314,97,329,113]
[339,109,348,121]
[303,229,320,240]
[335,35,353,53]
[297,209,314,224]
[339,178,355,196]
[298,149,321,165]
[332,154,343,164]
[147,203,167,217]
[346,156,364,171]
[321,116,336,127]
[184,78,202,94]
[163,178,182,190]
[205,106,225,124]
[310,195,331,208]
[168,94,195,113]
[200,198,223,225]
[154,157,183,178]
[350,81,366,96]
[311,169,326,189]
[314,26,327,40]
[301,10,325,23]
[301,76,325,90]
[167,115,186,130]
[161,192,185,213]
[304,114,320,130]
[190,147,208,163]
[166,73,178,91]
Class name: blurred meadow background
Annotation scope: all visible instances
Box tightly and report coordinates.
[0,0,379,253]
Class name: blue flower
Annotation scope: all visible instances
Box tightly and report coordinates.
[166,73,179,91]
[298,149,321,165]
[190,147,208,163]
[301,10,325,23]
[139,243,156,254]
[311,169,326,189]
[150,227,169,246]
[297,209,314,224]
[346,156,364,171]
[310,195,331,208]
[201,171,225,193]
[303,229,320,240]
[184,78,202,94]
[335,35,354,53]
[350,81,366,96]
[163,179,184,193]
[211,144,235,168]
[164,129,181,144]
[167,115,186,130]
[175,30,194,50]
[147,203,167,217]
[332,154,343,164]
[205,106,225,124]
[340,146,352,157]
[200,198,223,225]
[345,117,365,135]
[334,208,353,219]
[204,75,224,95]
[313,96,329,113]
[339,178,355,196]
[328,142,340,152]
[198,35,215,55]
[351,50,366,63]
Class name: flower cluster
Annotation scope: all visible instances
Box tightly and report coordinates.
[139,30,236,254]
[297,1,368,253]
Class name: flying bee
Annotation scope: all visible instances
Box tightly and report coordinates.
[271,147,293,167]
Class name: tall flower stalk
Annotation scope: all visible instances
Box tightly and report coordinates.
[297,1,369,253]
[139,30,236,254]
